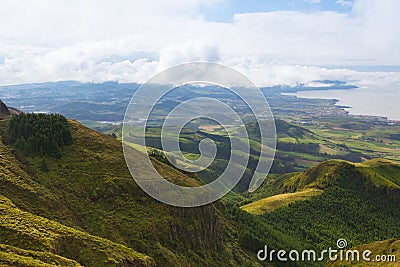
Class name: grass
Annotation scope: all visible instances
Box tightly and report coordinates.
[243,172,299,202]
[0,195,154,267]
[2,113,400,267]
[237,158,400,265]
[254,182,400,265]
[120,119,400,191]
[122,139,147,153]
[307,123,400,162]
[319,144,340,155]
[327,239,400,267]
[357,159,400,189]
[241,188,323,215]
[0,118,259,267]
[279,159,400,193]
[0,244,83,267]
[277,137,297,143]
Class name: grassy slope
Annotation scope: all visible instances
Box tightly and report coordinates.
[0,195,152,267]
[305,120,400,163]
[327,239,400,267]
[357,158,400,189]
[0,244,82,267]
[241,188,323,215]
[0,120,154,266]
[243,172,299,202]
[0,119,258,267]
[240,158,400,216]
[237,159,400,266]
[282,159,400,194]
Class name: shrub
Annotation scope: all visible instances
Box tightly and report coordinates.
[9,113,73,158]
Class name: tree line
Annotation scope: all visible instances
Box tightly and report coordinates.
[9,113,73,158]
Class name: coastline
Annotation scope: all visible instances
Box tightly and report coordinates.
[282,87,400,122]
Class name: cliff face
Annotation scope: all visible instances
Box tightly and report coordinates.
[0,99,11,119]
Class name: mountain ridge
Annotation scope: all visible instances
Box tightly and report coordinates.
[0,117,259,267]
[242,159,400,216]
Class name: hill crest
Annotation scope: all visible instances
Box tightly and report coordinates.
[0,117,258,267]
[284,159,400,193]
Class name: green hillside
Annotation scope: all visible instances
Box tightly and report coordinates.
[241,188,323,215]
[2,112,400,267]
[327,239,400,266]
[0,195,153,267]
[0,243,83,267]
[235,159,400,266]
[119,118,377,194]
[282,159,400,193]
[0,116,258,267]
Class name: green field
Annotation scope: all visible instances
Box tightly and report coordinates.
[241,188,323,215]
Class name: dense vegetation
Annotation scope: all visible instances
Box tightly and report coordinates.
[8,113,73,158]
[260,186,400,250]
[277,142,320,154]
[129,119,369,193]
[1,108,399,266]
[0,119,257,267]
[231,160,400,266]
[0,195,153,267]
[328,239,400,266]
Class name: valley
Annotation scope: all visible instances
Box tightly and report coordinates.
[0,82,399,266]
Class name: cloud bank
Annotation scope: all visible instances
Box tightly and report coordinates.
[0,0,399,87]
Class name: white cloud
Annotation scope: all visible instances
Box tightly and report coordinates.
[304,0,321,4]
[0,38,157,84]
[158,41,220,70]
[336,0,353,8]
[220,57,400,88]
[0,0,399,87]
[2,42,399,90]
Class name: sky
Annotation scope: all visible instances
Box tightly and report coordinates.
[0,0,400,88]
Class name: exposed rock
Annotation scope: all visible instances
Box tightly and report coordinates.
[0,99,21,119]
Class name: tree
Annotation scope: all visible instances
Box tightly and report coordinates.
[40,158,49,172]
[14,136,28,155]
[9,113,73,158]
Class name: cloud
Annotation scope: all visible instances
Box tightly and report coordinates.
[220,57,400,88]
[2,40,399,90]
[0,0,399,87]
[336,0,353,8]
[158,41,220,70]
[229,11,359,65]
[304,0,321,4]
[0,39,160,84]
